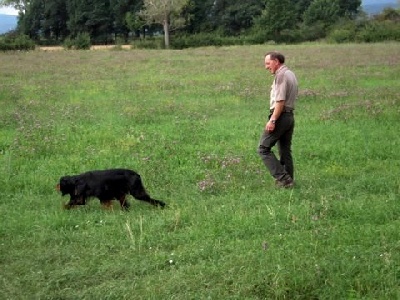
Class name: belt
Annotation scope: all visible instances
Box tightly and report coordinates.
[270,107,294,113]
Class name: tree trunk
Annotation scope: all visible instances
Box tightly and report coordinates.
[163,18,170,49]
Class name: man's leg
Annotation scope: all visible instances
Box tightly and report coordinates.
[278,118,295,179]
[258,121,291,181]
[258,131,288,181]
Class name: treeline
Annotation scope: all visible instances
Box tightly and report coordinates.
[1,0,400,50]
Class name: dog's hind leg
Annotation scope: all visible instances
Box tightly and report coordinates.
[118,195,130,210]
[101,201,113,210]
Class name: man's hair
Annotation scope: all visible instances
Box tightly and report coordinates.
[265,51,285,64]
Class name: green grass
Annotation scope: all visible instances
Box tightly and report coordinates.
[1,43,399,299]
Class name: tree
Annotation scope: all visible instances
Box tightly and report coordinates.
[293,0,313,22]
[219,1,264,35]
[125,11,145,38]
[139,0,190,48]
[0,0,28,14]
[183,0,215,33]
[10,0,68,40]
[374,7,400,22]
[18,0,43,40]
[111,0,142,41]
[42,0,68,40]
[303,0,340,27]
[66,0,114,43]
[255,0,297,41]
[336,0,361,18]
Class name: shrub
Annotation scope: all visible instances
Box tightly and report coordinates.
[0,34,35,51]
[244,31,270,45]
[326,19,359,44]
[356,21,400,43]
[62,33,91,50]
[63,37,74,50]
[74,32,91,50]
[278,29,304,44]
[327,28,356,43]
[298,22,327,42]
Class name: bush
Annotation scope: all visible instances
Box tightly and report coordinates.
[74,32,91,50]
[298,22,327,42]
[246,26,303,44]
[278,29,304,44]
[244,31,270,45]
[63,37,74,49]
[0,34,35,51]
[63,33,91,50]
[327,29,356,43]
[356,21,400,43]
[326,19,358,43]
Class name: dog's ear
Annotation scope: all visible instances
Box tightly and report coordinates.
[60,176,72,186]
[58,176,76,195]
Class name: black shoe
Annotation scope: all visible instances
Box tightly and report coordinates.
[275,177,294,188]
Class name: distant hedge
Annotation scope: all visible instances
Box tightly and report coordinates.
[328,19,400,44]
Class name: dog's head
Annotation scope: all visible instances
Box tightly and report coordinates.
[56,175,77,196]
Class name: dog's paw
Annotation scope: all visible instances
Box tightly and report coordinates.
[63,203,73,210]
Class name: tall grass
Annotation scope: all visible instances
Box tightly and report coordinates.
[1,43,399,299]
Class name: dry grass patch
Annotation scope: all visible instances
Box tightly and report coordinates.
[38,45,131,51]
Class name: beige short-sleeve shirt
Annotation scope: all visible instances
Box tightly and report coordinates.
[270,65,298,110]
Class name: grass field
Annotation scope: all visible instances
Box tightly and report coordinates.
[1,43,399,299]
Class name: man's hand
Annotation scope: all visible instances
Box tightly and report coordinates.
[266,120,276,133]
[266,100,285,133]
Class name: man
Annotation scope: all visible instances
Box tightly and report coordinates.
[258,51,298,188]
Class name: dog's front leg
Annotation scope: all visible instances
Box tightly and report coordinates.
[64,195,85,209]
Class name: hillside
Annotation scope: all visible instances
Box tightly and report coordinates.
[0,14,17,34]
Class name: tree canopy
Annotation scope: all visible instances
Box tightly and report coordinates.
[1,0,371,46]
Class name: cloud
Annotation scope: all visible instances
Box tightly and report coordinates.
[0,6,19,16]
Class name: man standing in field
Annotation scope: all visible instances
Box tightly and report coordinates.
[258,51,298,188]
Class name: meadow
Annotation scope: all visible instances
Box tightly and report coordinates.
[0,43,399,299]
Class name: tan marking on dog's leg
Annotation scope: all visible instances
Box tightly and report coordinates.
[64,203,75,210]
[101,201,113,210]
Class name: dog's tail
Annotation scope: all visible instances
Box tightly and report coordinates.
[129,175,166,208]
[147,197,166,208]
[132,192,166,208]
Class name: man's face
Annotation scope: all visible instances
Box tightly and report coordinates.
[265,55,279,74]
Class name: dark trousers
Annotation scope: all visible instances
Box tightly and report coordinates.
[257,113,295,181]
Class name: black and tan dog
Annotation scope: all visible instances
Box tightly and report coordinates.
[56,168,165,210]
